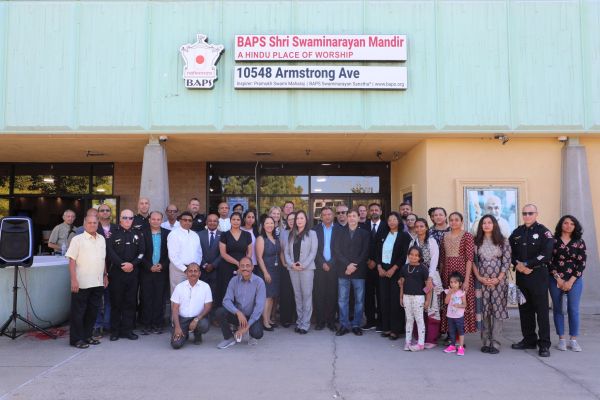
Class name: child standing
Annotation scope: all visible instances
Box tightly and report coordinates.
[444,271,466,356]
[399,246,432,352]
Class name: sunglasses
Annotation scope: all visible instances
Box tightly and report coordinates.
[522,212,536,216]
[336,211,348,215]
[121,216,134,220]
[99,209,111,212]
[167,210,178,213]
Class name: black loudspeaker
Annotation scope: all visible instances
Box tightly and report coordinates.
[0,217,33,267]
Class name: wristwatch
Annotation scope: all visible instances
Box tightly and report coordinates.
[193,317,199,323]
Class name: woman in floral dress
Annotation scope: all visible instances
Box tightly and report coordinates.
[440,212,476,334]
[473,215,511,354]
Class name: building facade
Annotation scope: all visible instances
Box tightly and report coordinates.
[0,0,599,310]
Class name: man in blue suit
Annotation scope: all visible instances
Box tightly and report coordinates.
[199,213,221,310]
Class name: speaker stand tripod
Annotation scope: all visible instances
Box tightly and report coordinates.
[0,265,57,339]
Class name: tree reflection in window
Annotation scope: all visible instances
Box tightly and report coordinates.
[13,175,89,195]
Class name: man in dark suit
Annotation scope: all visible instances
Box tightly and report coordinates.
[140,211,170,335]
[199,213,221,309]
[313,206,338,331]
[363,203,388,331]
[333,209,370,336]
[92,204,118,339]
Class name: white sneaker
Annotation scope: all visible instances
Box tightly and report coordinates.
[248,338,258,346]
[556,339,567,351]
[217,338,237,349]
[403,342,410,351]
[569,339,582,352]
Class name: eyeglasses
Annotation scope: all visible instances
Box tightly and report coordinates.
[180,218,193,222]
[121,216,134,220]
[99,209,111,212]
[336,211,348,215]
[522,212,536,216]
[166,210,178,213]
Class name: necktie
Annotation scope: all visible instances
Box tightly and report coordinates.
[371,223,377,237]
[209,232,215,247]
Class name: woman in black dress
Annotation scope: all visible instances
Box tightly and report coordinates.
[218,212,253,306]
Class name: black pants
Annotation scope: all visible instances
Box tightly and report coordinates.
[379,265,404,334]
[313,267,338,325]
[516,267,551,348]
[109,268,139,335]
[170,316,210,349]
[201,269,218,318]
[70,286,103,345]
[364,267,380,327]
[216,264,236,309]
[215,307,263,340]
[140,271,168,328]
[279,268,296,324]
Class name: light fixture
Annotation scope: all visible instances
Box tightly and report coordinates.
[314,188,322,192]
[316,177,327,183]
[96,188,106,193]
[321,163,332,166]
[43,177,54,183]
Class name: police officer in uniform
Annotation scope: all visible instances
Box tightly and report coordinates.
[509,204,554,357]
[107,209,146,341]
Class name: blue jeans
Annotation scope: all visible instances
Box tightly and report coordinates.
[94,287,111,330]
[549,276,583,337]
[448,316,464,345]
[338,278,365,329]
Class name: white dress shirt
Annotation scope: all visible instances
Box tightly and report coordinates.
[218,217,231,232]
[167,227,202,272]
[161,220,180,231]
[170,279,213,318]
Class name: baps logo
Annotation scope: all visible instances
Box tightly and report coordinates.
[180,34,224,89]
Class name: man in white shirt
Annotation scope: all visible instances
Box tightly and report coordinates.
[161,204,180,231]
[217,202,231,232]
[66,215,108,349]
[167,212,202,294]
[170,263,212,348]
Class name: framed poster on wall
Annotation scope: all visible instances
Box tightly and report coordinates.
[463,187,518,238]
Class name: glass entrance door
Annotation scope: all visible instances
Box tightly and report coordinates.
[311,196,350,225]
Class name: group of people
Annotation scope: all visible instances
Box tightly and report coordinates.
[60,196,587,356]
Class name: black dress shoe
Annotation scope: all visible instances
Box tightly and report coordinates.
[110,334,119,341]
[488,347,500,354]
[299,329,308,334]
[511,340,537,350]
[381,331,391,338]
[336,327,349,337]
[72,340,89,349]
[263,324,274,332]
[282,322,292,328]
[315,323,325,331]
[193,334,203,345]
[294,327,301,333]
[389,333,399,341]
[140,328,150,336]
[124,332,139,340]
[539,347,550,357]
[481,346,490,353]
[85,338,101,345]
[352,327,363,336]
[270,323,279,328]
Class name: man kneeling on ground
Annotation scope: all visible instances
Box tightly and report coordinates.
[170,263,212,349]
[216,257,266,349]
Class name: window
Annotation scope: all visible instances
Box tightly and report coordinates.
[13,164,90,195]
[0,165,10,195]
[310,176,379,194]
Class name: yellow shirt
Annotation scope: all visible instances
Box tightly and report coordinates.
[65,231,106,289]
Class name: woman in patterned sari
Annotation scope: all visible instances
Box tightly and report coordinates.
[473,215,511,354]
[440,212,476,335]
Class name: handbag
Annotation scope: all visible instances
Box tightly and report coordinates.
[507,268,526,306]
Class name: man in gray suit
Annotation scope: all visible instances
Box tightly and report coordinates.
[199,213,221,308]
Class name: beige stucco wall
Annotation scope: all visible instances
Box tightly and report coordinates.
[390,141,428,216]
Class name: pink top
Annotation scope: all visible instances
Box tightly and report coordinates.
[444,289,465,319]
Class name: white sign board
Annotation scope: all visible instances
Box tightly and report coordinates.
[180,34,224,89]
[234,65,407,90]
[235,35,406,61]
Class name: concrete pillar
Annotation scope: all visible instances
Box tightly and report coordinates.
[561,138,600,313]
[140,138,170,215]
